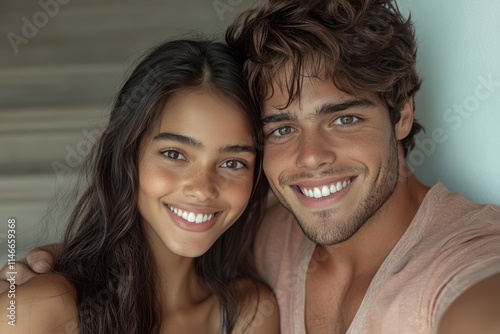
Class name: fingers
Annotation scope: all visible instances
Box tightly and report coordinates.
[0,263,36,294]
[0,244,60,294]
[25,243,60,274]
[0,261,12,293]
[0,280,9,294]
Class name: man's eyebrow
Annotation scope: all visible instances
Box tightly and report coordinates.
[219,145,256,155]
[261,98,374,124]
[261,112,297,125]
[316,98,375,116]
[153,133,203,149]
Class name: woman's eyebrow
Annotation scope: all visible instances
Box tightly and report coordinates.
[218,145,256,155]
[153,132,255,155]
[153,132,203,149]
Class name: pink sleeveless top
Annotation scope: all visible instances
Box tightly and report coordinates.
[254,183,500,333]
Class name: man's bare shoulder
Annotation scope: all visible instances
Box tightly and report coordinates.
[0,273,78,334]
[438,271,500,334]
[233,278,280,333]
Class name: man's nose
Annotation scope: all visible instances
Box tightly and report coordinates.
[295,131,336,170]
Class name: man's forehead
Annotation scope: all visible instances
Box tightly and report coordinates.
[262,76,372,116]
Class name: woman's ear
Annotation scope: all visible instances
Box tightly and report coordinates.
[395,97,414,140]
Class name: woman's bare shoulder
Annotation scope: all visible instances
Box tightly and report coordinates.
[233,278,280,333]
[0,273,78,333]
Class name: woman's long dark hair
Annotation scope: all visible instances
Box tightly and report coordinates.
[54,39,269,333]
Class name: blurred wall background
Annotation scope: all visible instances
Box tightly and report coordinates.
[397,0,500,206]
[1,0,499,263]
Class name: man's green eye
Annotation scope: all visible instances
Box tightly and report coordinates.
[333,115,360,125]
[272,126,293,137]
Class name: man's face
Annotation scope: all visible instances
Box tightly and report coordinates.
[261,77,404,246]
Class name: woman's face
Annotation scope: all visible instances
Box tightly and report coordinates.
[138,88,256,258]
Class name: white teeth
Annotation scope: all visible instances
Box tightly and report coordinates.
[168,205,216,224]
[336,182,342,192]
[300,179,351,199]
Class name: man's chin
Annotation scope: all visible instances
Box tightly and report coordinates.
[293,211,365,246]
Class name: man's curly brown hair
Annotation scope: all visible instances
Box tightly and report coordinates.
[226,0,423,156]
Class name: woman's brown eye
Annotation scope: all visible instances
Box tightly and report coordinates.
[221,160,245,170]
[167,151,179,159]
[162,150,185,160]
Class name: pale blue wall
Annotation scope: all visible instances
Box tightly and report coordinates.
[397,0,500,205]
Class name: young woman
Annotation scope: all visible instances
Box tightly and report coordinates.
[0,39,279,333]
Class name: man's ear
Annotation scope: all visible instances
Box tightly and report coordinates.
[395,97,414,140]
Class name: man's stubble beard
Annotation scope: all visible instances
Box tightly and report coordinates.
[271,133,400,246]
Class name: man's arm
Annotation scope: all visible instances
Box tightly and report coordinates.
[438,272,500,334]
[0,244,60,293]
[0,273,78,333]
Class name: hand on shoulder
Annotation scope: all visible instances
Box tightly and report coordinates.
[233,279,280,333]
[0,244,60,294]
[0,273,77,334]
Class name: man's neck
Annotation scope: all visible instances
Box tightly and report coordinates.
[305,171,429,333]
[316,171,429,279]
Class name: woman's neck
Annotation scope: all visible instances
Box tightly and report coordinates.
[145,227,214,314]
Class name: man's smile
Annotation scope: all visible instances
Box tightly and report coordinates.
[296,177,354,199]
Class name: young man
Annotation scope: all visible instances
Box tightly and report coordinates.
[224,0,500,333]
[2,0,500,333]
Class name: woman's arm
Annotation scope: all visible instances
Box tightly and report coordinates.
[0,273,78,334]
